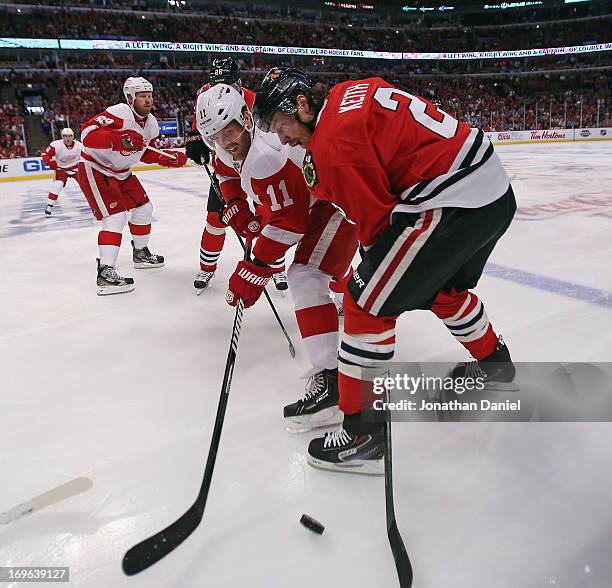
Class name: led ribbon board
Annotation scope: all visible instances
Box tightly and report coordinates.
[2,38,610,60]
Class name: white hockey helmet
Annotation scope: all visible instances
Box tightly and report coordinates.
[195,83,252,143]
[123,76,153,102]
[60,127,74,138]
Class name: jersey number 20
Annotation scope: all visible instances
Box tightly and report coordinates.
[373,87,458,139]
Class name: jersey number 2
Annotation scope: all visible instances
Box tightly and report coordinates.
[373,87,458,139]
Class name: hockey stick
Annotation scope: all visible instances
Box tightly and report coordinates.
[1,477,93,525]
[202,162,296,359]
[384,387,414,587]
[145,144,179,161]
[122,246,250,576]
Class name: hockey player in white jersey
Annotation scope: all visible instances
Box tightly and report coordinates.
[196,84,358,431]
[77,77,187,295]
[41,128,82,216]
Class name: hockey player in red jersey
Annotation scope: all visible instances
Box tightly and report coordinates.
[254,68,517,475]
[184,58,288,293]
[77,76,187,295]
[196,83,358,431]
[41,128,82,216]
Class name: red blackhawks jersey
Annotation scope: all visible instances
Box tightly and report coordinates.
[213,131,311,265]
[42,139,83,171]
[80,103,160,180]
[191,85,255,131]
[304,77,510,247]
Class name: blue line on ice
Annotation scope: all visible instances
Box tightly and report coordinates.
[484,263,612,309]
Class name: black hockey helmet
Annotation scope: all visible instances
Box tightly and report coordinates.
[209,57,241,86]
[252,67,314,133]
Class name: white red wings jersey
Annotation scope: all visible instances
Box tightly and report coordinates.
[212,131,311,265]
[42,140,82,170]
[80,103,159,180]
[191,86,256,131]
[304,77,510,247]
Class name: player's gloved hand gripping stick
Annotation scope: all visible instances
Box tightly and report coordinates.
[145,144,187,168]
[203,162,296,359]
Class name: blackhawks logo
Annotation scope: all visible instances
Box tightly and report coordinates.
[302,151,318,190]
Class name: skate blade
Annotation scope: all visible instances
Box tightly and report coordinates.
[97,284,135,296]
[195,287,209,296]
[285,407,343,434]
[307,456,384,476]
[134,262,165,269]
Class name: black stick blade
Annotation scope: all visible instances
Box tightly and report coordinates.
[122,504,203,576]
[387,518,413,587]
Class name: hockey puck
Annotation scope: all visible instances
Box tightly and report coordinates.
[300,514,325,535]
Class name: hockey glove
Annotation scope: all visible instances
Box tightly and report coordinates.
[221,198,262,239]
[158,150,187,168]
[226,260,272,308]
[185,130,210,165]
[109,129,145,153]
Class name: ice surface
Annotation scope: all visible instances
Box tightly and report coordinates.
[1,142,611,587]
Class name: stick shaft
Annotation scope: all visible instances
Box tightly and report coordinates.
[145,144,178,160]
[0,477,93,525]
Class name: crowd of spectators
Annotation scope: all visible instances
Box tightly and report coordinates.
[1,4,609,53]
[8,0,606,29]
[2,69,606,156]
[0,102,26,158]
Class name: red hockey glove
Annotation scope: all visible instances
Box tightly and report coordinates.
[48,160,58,170]
[109,129,144,153]
[221,198,262,239]
[226,260,272,308]
[158,150,187,168]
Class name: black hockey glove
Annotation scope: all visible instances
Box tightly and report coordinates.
[185,130,210,165]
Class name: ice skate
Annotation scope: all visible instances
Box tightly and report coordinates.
[96,259,134,296]
[272,271,288,295]
[307,425,384,475]
[132,240,165,269]
[194,269,214,294]
[448,336,518,391]
[45,204,53,216]
[284,368,343,433]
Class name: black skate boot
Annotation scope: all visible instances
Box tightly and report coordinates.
[448,336,518,391]
[283,368,343,433]
[44,204,53,216]
[272,271,288,291]
[307,411,384,475]
[96,259,134,296]
[194,269,214,293]
[132,240,165,269]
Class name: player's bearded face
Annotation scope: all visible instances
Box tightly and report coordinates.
[270,111,313,149]
[62,136,74,146]
[212,120,252,161]
[131,92,153,117]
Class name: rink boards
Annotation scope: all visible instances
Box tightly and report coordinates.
[1,128,610,182]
